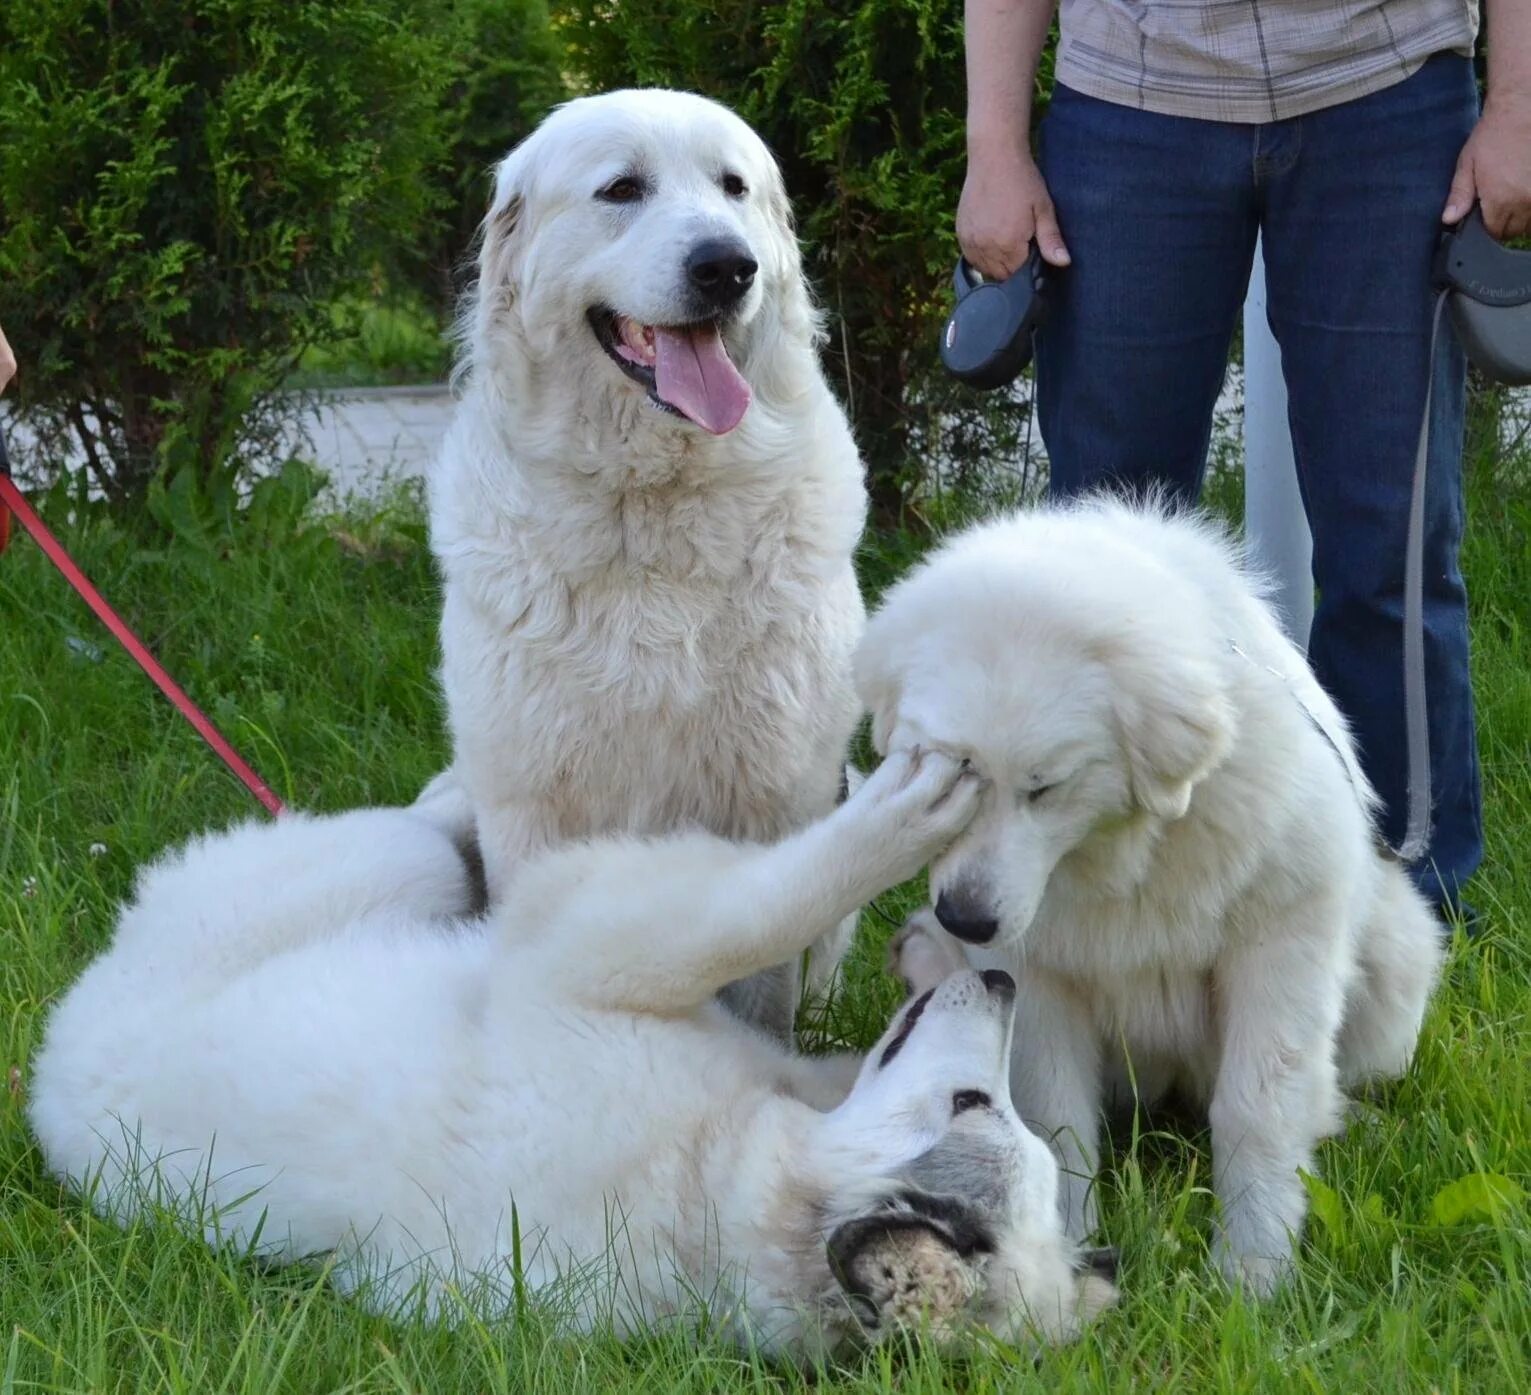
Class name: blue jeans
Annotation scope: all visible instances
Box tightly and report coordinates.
[1035,54,1483,909]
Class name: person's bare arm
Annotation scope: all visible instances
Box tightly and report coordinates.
[0,324,14,395]
[1443,0,1531,239]
[957,0,1068,278]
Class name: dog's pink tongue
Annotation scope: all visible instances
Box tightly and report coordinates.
[652,323,751,435]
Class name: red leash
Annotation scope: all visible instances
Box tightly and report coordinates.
[0,435,286,818]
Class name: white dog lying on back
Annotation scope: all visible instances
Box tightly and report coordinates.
[857,500,1444,1294]
[28,751,1116,1358]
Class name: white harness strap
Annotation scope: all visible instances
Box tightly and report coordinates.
[1228,640,1371,809]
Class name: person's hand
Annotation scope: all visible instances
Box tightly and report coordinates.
[1442,96,1531,240]
[0,324,15,396]
[957,140,1071,280]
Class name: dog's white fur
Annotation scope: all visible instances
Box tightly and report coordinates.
[424,90,867,1033]
[28,752,1116,1358]
[856,500,1444,1294]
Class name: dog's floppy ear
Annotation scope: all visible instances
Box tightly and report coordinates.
[754,151,825,353]
[1111,652,1236,822]
[760,155,804,283]
[826,1193,988,1334]
[476,147,532,318]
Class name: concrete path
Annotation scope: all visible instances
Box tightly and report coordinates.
[1,384,456,502]
[288,384,452,500]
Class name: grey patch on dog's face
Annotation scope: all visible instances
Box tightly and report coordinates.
[900,1128,1015,1217]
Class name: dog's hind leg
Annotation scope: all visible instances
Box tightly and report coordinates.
[1008,970,1105,1244]
[112,808,475,984]
[516,748,983,1016]
[718,966,797,1045]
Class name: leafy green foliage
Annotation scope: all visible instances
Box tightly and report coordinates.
[1429,1172,1527,1227]
[425,0,569,314]
[0,0,457,505]
[289,293,455,390]
[558,0,1051,519]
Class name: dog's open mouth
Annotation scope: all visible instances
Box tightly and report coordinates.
[588,309,752,436]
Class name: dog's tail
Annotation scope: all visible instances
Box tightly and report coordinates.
[1337,861,1445,1089]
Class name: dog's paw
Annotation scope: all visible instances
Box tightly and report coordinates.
[843,747,984,886]
[887,909,970,995]
[1213,1239,1294,1300]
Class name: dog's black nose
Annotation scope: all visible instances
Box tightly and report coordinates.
[935,889,999,945]
[980,968,1015,997]
[687,239,757,307]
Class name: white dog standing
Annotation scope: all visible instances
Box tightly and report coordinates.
[858,500,1444,1294]
[28,751,1118,1358]
[421,90,868,1037]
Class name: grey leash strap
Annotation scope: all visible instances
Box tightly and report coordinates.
[1396,289,1450,864]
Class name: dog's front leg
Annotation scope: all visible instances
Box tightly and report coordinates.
[1008,970,1104,1242]
[527,748,982,1016]
[1210,915,1348,1296]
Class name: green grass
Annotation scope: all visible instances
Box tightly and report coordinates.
[287,293,451,391]
[1,449,1527,1393]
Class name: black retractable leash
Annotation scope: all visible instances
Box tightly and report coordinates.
[1434,205,1531,386]
[1393,207,1531,861]
[939,245,1050,389]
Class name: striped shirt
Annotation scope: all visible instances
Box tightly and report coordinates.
[1054,0,1480,123]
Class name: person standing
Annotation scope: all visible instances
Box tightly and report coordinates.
[958,0,1531,918]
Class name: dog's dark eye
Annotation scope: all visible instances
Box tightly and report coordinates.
[1023,783,1057,806]
[952,1089,991,1114]
[721,172,748,198]
[597,176,645,204]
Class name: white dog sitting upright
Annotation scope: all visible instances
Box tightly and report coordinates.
[423,90,868,1036]
[28,750,1117,1358]
[857,500,1445,1294]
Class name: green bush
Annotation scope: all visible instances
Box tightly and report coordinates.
[0,0,457,505]
[559,0,1054,519]
[425,0,568,315]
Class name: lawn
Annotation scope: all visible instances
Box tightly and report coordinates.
[0,439,1527,1392]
